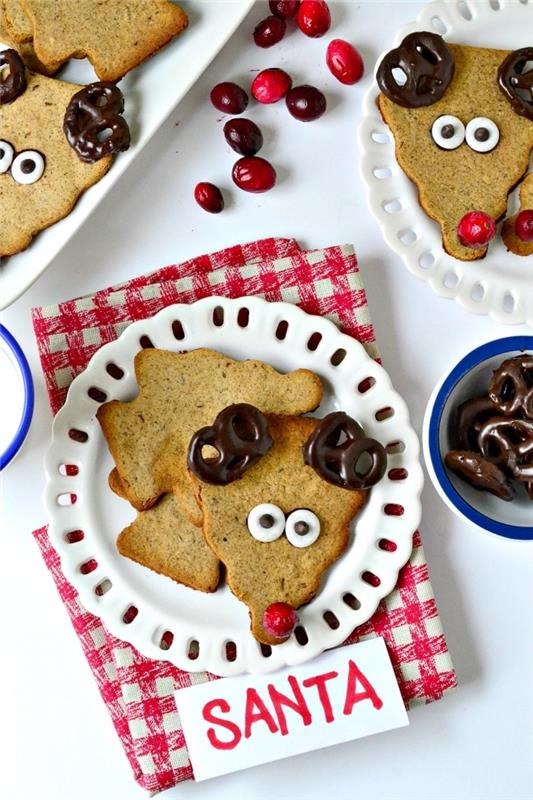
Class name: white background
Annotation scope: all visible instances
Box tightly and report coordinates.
[1,2,532,799]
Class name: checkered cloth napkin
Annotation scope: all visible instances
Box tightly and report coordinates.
[32,237,457,794]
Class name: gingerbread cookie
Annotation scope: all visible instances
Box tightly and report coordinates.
[189,407,386,645]
[1,4,59,75]
[117,493,220,593]
[0,52,130,256]
[502,173,533,256]
[97,349,323,524]
[19,0,188,82]
[377,35,533,261]
[2,0,31,43]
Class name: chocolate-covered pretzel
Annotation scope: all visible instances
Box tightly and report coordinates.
[0,48,26,105]
[376,31,455,108]
[63,82,130,163]
[498,47,533,122]
[188,404,273,485]
[455,395,500,451]
[445,451,515,501]
[303,411,386,490]
[478,417,533,480]
[488,354,533,419]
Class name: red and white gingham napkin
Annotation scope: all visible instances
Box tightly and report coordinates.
[32,238,457,794]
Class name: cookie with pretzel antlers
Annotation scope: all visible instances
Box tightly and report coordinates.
[188,407,386,645]
[376,34,533,261]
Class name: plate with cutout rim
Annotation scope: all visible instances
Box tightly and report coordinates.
[358,0,533,326]
[43,296,423,676]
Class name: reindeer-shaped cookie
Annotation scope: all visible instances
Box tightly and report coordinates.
[0,48,129,257]
[188,404,386,645]
[376,34,533,261]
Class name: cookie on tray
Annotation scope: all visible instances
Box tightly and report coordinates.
[19,0,188,82]
[117,493,220,593]
[97,349,323,524]
[376,34,533,261]
[2,0,31,43]
[502,173,533,257]
[1,2,60,74]
[189,406,387,645]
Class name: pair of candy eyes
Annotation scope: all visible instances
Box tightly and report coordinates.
[0,140,45,184]
[431,116,499,153]
[247,504,320,548]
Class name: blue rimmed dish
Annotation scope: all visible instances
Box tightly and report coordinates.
[0,324,34,470]
[423,337,533,542]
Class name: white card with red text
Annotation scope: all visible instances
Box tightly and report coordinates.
[175,638,408,781]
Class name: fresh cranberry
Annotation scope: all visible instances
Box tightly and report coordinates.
[232,156,276,193]
[209,82,248,115]
[286,84,326,121]
[269,0,300,18]
[297,0,331,37]
[194,182,224,213]
[515,209,533,243]
[457,211,496,248]
[223,118,263,156]
[263,602,298,639]
[254,15,286,47]
[251,68,292,104]
[326,39,364,85]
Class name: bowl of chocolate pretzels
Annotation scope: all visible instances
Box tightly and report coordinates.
[423,337,533,542]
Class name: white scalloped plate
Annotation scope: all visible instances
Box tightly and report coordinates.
[358,0,533,326]
[44,297,423,676]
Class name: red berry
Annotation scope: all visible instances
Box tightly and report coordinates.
[251,68,292,104]
[269,0,300,18]
[297,0,331,38]
[457,211,496,249]
[223,118,263,156]
[286,84,326,121]
[263,602,298,639]
[254,15,286,48]
[515,209,533,243]
[210,82,248,115]
[194,182,224,213]
[232,156,276,193]
[326,39,364,85]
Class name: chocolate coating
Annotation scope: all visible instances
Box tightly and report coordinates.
[188,404,273,485]
[303,411,386,490]
[63,82,130,163]
[376,31,454,108]
[498,47,533,122]
[455,395,500,451]
[488,354,533,419]
[0,49,26,105]
[445,450,515,501]
[478,416,533,480]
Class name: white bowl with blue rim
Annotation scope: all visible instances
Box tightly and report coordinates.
[423,336,533,542]
[0,324,34,470]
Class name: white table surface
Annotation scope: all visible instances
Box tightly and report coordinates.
[1,3,532,799]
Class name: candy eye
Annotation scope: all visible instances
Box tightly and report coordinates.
[285,509,320,548]
[247,503,285,542]
[11,150,45,184]
[0,140,14,174]
[465,117,499,153]
[431,115,465,150]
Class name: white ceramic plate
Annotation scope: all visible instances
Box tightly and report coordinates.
[0,0,254,309]
[44,297,423,676]
[358,0,533,326]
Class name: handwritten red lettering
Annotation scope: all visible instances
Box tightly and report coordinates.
[203,698,242,751]
[302,670,339,723]
[343,659,383,715]
[244,688,279,738]
[267,675,312,735]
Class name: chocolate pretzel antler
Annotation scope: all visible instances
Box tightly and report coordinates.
[0,49,27,105]
[303,412,386,490]
[188,404,273,485]
[377,31,455,108]
[63,82,130,163]
[488,354,533,420]
[498,48,533,122]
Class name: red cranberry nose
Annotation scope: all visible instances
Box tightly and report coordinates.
[515,209,533,243]
[263,602,298,639]
[457,210,497,249]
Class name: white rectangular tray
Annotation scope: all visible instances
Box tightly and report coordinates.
[0,0,254,309]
